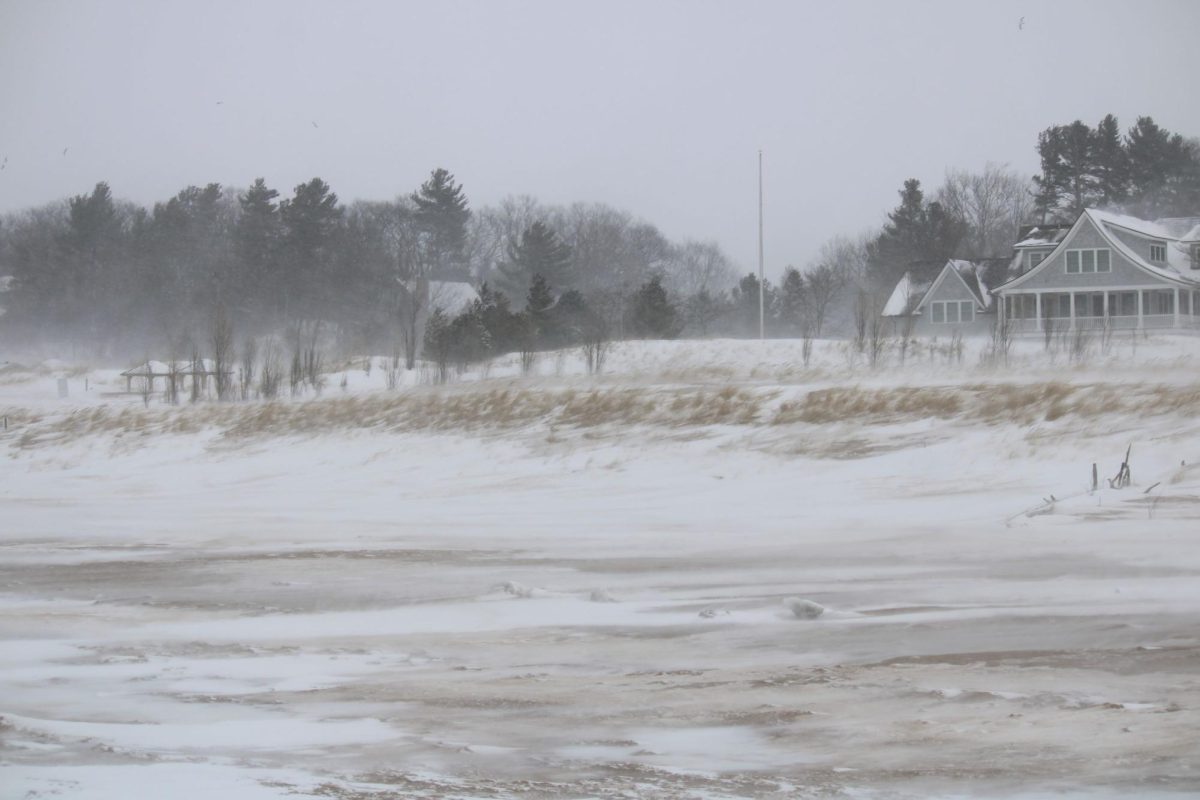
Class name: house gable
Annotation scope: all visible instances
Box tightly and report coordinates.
[914,262,988,315]
[998,211,1183,293]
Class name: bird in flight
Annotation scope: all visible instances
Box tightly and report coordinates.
[216,100,224,105]
[311,121,319,129]
[1,156,7,171]
[1019,16,1025,29]
[62,147,69,156]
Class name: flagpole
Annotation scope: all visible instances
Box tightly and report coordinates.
[758,149,765,340]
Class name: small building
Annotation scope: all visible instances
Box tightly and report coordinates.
[881,259,1009,337]
[995,210,1200,333]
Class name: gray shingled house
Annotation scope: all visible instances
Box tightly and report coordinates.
[880,258,1010,337]
[995,210,1200,333]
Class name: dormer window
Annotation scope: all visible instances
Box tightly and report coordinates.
[1150,242,1167,263]
[1191,244,1200,270]
[1066,248,1111,274]
[1029,251,1046,268]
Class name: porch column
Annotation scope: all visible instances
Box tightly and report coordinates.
[1137,290,1144,330]
[1069,291,1076,330]
[1103,291,1109,320]
[1035,292,1043,331]
[1174,288,1181,329]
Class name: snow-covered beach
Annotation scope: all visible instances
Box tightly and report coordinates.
[3,337,1199,798]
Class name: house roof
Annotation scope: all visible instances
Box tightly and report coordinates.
[1014,224,1071,249]
[998,209,1200,291]
[882,259,1007,317]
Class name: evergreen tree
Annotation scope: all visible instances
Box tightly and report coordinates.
[61,182,127,341]
[495,221,572,302]
[1032,121,1098,220]
[865,179,966,288]
[412,167,470,280]
[1093,114,1128,207]
[682,288,730,337]
[731,273,776,337]
[236,178,281,316]
[778,267,807,335]
[1125,116,1193,217]
[279,178,342,319]
[628,276,679,339]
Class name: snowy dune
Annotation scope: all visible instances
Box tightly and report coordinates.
[2,337,1199,798]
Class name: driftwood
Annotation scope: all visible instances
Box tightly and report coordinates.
[1108,444,1132,489]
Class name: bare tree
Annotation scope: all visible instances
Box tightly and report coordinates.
[865,295,887,368]
[239,337,257,401]
[661,240,738,298]
[852,288,871,354]
[937,164,1035,257]
[800,323,814,367]
[803,262,844,337]
[189,344,204,403]
[259,341,282,399]
[987,306,1012,367]
[138,354,153,407]
[209,305,234,401]
[580,312,611,375]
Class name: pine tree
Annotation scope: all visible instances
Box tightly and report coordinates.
[1032,121,1098,220]
[1093,114,1129,207]
[865,180,966,288]
[628,276,679,339]
[495,221,572,302]
[279,178,342,319]
[237,179,281,308]
[778,267,807,335]
[412,167,470,280]
[1125,116,1192,217]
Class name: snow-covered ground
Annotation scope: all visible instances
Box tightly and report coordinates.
[2,336,1199,798]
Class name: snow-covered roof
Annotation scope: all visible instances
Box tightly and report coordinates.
[883,259,1004,317]
[881,272,920,317]
[1087,209,1200,286]
[999,209,1200,291]
[1014,226,1070,248]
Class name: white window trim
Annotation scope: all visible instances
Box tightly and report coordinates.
[929,300,976,324]
[1149,242,1167,263]
[1065,248,1112,275]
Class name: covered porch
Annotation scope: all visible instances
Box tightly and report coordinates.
[999,286,1200,333]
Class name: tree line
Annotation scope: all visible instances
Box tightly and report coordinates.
[2,113,1196,362]
[0,169,751,359]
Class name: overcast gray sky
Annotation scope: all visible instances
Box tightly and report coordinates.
[2,0,1198,277]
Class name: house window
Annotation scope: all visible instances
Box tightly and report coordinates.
[929,300,975,323]
[1192,245,1200,270]
[1029,251,1046,269]
[1149,242,1166,263]
[1066,248,1111,274]
[1146,289,1175,315]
